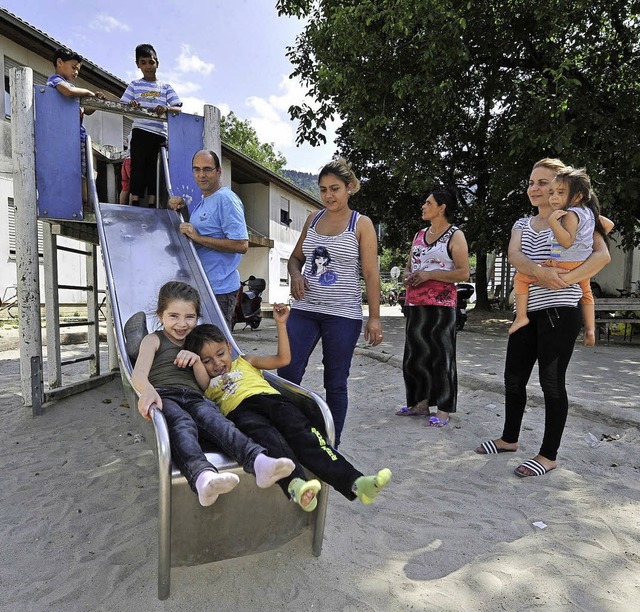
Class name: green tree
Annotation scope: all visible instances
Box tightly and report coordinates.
[277,0,640,309]
[221,111,287,174]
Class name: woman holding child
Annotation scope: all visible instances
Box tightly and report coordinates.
[475,158,611,477]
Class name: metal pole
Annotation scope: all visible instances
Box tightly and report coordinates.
[11,67,42,410]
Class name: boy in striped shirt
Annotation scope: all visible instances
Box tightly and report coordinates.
[120,44,182,207]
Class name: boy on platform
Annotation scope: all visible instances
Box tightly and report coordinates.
[120,44,182,207]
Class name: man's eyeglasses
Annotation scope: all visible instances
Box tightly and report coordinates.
[192,166,219,175]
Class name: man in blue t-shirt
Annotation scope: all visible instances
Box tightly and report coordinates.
[169,150,249,328]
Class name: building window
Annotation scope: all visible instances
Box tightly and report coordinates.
[280,258,289,285]
[8,198,44,257]
[280,196,291,226]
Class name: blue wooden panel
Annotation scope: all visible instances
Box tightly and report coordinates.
[34,85,83,220]
[167,112,203,207]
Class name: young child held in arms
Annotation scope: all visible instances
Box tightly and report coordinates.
[120,44,182,207]
[509,167,613,345]
[184,304,392,512]
[47,48,106,202]
[132,281,295,507]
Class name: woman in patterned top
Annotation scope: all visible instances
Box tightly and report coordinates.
[475,158,611,477]
[277,159,382,447]
[397,188,470,427]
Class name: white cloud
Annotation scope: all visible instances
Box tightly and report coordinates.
[177,45,214,75]
[243,74,340,164]
[89,14,130,33]
[180,96,207,116]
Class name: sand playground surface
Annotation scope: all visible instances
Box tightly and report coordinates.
[1,313,640,611]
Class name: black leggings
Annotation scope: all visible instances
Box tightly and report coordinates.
[502,307,581,461]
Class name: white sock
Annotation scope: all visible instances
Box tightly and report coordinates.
[195,471,240,507]
[253,454,295,489]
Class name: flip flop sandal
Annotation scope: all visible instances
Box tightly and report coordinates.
[428,416,450,428]
[475,440,517,455]
[514,459,555,478]
[395,406,428,417]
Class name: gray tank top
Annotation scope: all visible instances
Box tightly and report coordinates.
[148,331,201,393]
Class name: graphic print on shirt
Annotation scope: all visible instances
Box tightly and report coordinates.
[209,370,243,401]
[310,246,338,286]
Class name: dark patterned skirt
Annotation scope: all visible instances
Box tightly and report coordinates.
[402,305,457,413]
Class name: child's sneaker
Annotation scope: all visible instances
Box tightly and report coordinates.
[353,468,392,505]
[288,478,321,512]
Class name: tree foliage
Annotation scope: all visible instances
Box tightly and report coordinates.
[282,169,319,197]
[220,111,287,174]
[277,0,640,306]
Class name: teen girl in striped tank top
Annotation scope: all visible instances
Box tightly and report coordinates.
[278,159,382,447]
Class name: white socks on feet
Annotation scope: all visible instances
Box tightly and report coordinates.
[195,471,240,507]
[254,454,295,488]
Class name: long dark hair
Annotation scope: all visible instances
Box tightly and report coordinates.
[553,167,609,245]
[156,281,201,318]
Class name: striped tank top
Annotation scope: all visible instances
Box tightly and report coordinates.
[291,209,363,320]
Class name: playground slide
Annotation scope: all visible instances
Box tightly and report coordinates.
[88,143,332,598]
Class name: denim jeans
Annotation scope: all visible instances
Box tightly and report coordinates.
[158,388,265,493]
[277,309,362,447]
[215,290,239,330]
[502,307,581,461]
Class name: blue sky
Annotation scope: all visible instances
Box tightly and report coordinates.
[1,1,337,172]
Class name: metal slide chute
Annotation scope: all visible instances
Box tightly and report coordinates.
[87,141,333,600]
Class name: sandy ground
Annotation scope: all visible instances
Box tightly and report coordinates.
[1,311,640,611]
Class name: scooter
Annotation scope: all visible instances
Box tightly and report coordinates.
[231,276,265,330]
[455,282,475,331]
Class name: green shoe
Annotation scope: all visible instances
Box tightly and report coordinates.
[288,478,321,512]
[353,468,392,505]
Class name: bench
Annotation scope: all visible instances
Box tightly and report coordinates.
[594,298,640,342]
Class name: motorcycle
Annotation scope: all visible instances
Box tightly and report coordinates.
[455,282,475,331]
[231,276,265,330]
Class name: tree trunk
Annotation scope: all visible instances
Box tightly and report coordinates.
[474,250,490,310]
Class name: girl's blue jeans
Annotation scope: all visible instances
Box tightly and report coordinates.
[277,309,362,447]
[158,388,266,493]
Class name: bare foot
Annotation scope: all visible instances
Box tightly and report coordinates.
[411,400,431,416]
[509,317,529,334]
[583,329,596,347]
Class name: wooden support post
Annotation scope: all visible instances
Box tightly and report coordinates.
[42,223,62,388]
[87,244,100,377]
[203,105,221,160]
[11,67,42,410]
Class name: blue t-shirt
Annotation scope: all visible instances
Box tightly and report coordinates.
[47,74,87,141]
[189,186,249,294]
